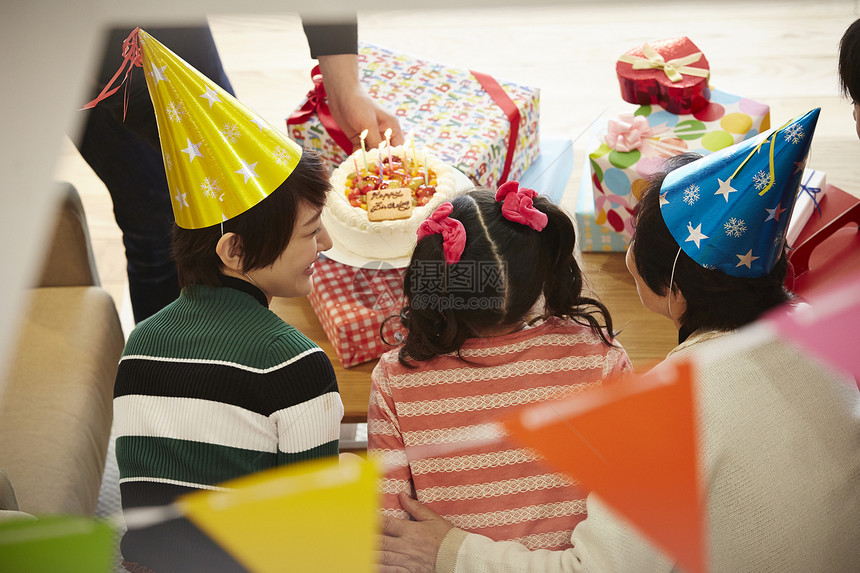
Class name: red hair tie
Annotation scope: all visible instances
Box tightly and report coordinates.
[495,180,548,231]
[417,202,467,264]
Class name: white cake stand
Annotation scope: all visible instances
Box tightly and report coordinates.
[322,167,475,269]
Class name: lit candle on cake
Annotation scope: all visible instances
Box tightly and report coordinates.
[378,140,386,174]
[423,152,428,186]
[353,156,363,186]
[410,132,417,176]
[360,129,369,170]
[384,128,393,164]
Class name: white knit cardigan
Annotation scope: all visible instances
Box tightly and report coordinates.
[438,329,860,573]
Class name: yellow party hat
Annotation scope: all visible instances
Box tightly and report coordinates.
[136,29,302,229]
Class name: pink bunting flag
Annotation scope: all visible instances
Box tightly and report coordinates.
[766,270,860,388]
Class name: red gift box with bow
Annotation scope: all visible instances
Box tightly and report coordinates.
[616,37,710,115]
[786,184,860,296]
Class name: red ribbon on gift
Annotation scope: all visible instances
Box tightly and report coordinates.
[471,70,521,184]
[287,65,355,154]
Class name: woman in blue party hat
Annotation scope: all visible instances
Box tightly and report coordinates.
[376,109,860,573]
[627,108,819,342]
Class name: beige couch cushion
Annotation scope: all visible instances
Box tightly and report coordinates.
[0,286,123,515]
[36,182,100,288]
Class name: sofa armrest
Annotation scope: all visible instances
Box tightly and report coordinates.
[0,468,18,511]
[0,287,123,515]
[35,182,100,288]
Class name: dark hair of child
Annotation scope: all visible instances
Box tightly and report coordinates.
[839,18,860,102]
[395,189,616,366]
[171,150,331,288]
[630,153,790,334]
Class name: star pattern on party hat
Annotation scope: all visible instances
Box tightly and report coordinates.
[659,108,820,278]
[764,203,787,222]
[148,62,168,84]
[685,222,708,248]
[714,178,737,202]
[736,249,758,269]
[200,87,221,108]
[181,138,203,162]
[136,29,302,229]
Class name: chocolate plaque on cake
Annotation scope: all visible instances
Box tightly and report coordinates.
[367,187,413,222]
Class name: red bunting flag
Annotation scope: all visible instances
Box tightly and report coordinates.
[504,359,707,573]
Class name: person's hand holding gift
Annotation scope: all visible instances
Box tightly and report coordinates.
[319,54,404,149]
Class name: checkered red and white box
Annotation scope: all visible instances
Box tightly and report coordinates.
[308,256,406,368]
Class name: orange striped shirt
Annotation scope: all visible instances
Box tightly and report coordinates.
[368,317,632,550]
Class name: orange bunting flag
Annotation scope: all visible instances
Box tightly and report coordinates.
[504,359,707,573]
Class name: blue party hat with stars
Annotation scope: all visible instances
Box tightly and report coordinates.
[659,108,819,278]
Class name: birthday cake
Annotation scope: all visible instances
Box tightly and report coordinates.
[324,145,459,261]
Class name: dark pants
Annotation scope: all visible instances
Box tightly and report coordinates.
[75,26,235,322]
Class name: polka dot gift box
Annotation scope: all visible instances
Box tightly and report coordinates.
[587,87,771,246]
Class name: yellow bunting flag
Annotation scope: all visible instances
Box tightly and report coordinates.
[179,456,378,573]
[505,359,707,573]
[137,29,302,229]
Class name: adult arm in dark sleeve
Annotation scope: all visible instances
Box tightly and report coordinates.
[299,16,403,148]
[302,19,358,57]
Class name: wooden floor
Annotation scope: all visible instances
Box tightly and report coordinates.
[54,2,860,378]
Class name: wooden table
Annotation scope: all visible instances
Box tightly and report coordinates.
[270,252,678,424]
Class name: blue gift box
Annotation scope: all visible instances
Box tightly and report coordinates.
[518,138,574,204]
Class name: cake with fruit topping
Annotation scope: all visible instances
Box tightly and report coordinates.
[324,145,460,261]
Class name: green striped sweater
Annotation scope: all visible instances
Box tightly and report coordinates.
[114,279,342,571]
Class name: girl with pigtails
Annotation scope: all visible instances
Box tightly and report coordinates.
[367,182,631,553]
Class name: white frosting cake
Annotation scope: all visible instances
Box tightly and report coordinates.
[324,145,459,261]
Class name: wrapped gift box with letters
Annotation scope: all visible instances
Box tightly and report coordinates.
[288,42,540,189]
[307,256,406,368]
[588,87,771,245]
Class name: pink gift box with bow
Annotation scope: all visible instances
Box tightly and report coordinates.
[616,37,711,115]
